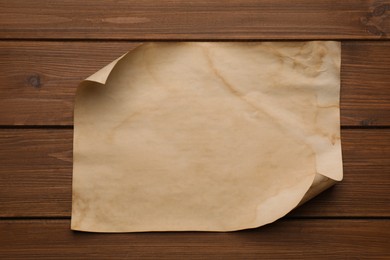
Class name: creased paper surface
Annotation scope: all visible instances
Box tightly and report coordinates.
[72,42,342,232]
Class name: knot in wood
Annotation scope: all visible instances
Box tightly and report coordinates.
[28,74,41,88]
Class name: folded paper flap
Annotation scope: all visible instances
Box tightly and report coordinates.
[72,41,343,232]
[299,173,337,206]
[85,53,128,85]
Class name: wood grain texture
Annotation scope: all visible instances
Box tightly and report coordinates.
[0,41,389,126]
[0,219,389,259]
[1,0,390,40]
[0,129,389,218]
[341,41,390,126]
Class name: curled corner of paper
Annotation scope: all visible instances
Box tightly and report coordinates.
[72,42,343,232]
[299,173,338,206]
[85,53,128,85]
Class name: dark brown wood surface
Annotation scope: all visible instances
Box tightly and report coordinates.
[1,219,389,259]
[1,0,390,39]
[0,0,389,259]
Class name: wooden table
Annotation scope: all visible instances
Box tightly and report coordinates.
[0,1,389,259]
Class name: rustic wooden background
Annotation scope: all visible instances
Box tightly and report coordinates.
[0,0,389,259]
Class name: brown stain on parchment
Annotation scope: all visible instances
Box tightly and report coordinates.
[71,190,90,228]
[265,42,327,89]
[313,101,340,146]
[107,111,142,142]
[73,188,112,229]
[200,45,270,119]
[201,43,338,148]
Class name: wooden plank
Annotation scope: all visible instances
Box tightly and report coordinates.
[0,129,72,217]
[1,0,390,40]
[0,219,388,259]
[341,41,390,126]
[0,41,389,126]
[0,129,389,218]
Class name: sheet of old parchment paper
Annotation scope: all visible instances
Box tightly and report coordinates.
[71,42,343,232]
